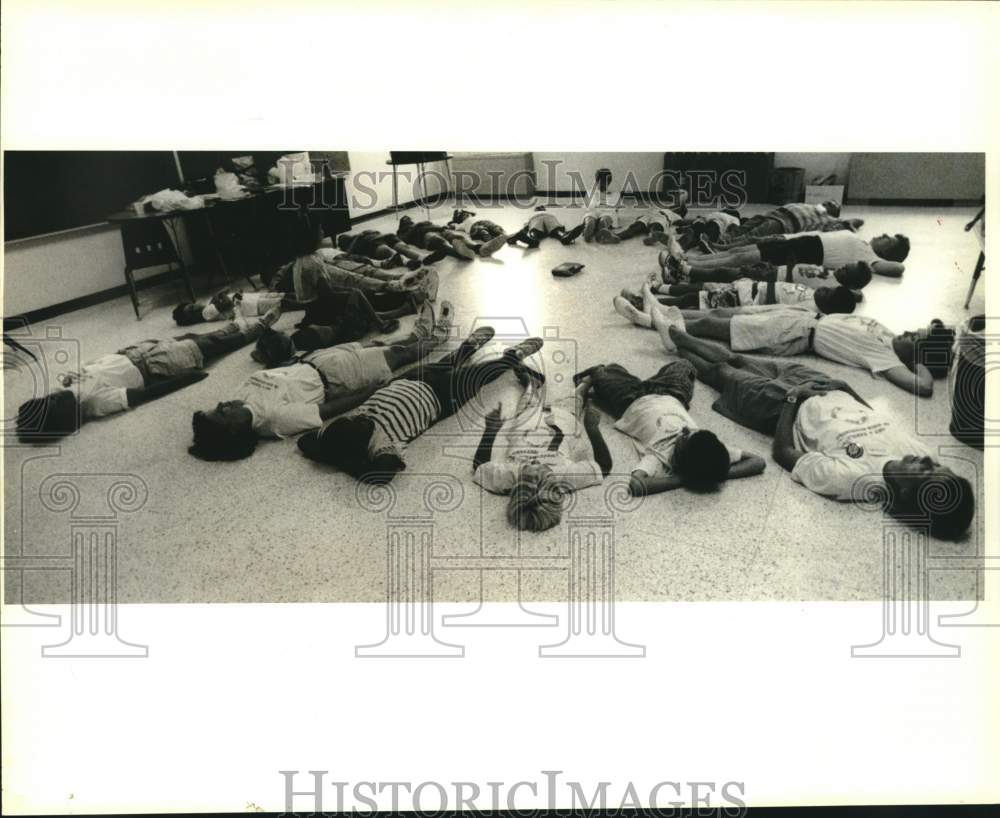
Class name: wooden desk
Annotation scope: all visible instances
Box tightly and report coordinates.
[107,175,351,311]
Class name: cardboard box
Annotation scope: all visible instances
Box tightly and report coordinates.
[805,184,845,205]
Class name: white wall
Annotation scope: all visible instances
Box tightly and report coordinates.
[532,153,664,194]
[345,152,449,219]
[3,225,180,317]
[773,153,852,186]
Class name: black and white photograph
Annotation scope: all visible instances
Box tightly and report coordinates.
[2,1,997,815]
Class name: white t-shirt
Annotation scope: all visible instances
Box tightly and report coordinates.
[614,394,742,476]
[791,390,932,500]
[788,264,836,290]
[75,354,144,418]
[813,314,902,376]
[303,343,393,393]
[236,363,326,438]
[473,405,602,495]
[818,230,879,270]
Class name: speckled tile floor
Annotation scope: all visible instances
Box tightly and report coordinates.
[3,201,988,603]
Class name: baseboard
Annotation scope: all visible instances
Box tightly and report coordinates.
[845,197,984,208]
[4,269,193,328]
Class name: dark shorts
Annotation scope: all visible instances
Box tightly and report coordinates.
[587,360,696,419]
[710,358,838,435]
[757,234,823,266]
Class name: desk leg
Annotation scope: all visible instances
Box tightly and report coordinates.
[964,251,985,309]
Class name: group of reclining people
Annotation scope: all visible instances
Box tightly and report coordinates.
[17,200,973,540]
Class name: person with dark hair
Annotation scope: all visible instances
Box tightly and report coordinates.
[573,359,766,496]
[587,207,687,245]
[17,309,279,442]
[616,283,946,397]
[296,330,547,484]
[447,208,509,245]
[396,214,507,261]
[188,302,454,461]
[472,376,613,531]
[663,230,909,284]
[506,206,575,248]
[669,329,975,540]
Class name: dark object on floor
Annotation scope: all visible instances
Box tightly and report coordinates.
[949,314,986,449]
[551,262,585,278]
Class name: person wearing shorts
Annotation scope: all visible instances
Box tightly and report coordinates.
[666,329,974,541]
[335,229,424,267]
[17,310,280,442]
[188,302,453,460]
[296,330,547,484]
[397,215,508,261]
[573,359,765,494]
[587,208,685,245]
[507,206,576,247]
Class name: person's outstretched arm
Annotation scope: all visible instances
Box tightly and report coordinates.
[473,403,504,470]
[582,405,613,477]
[727,453,767,479]
[317,383,382,421]
[628,470,684,496]
[872,261,904,278]
[884,364,933,397]
[126,370,208,408]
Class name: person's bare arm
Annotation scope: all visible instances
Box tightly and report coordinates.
[884,364,933,398]
[473,403,504,470]
[872,261,905,278]
[727,453,767,480]
[582,405,613,477]
[317,382,382,421]
[628,470,684,496]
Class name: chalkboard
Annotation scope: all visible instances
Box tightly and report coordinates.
[389,151,449,166]
[4,151,181,241]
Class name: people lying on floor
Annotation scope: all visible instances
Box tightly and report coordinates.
[447,209,509,245]
[506,206,575,247]
[615,285,952,397]
[669,329,974,540]
[662,230,909,283]
[172,289,290,325]
[669,209,744,249]
[296,330,546,485]
[472,377,612,531]
[576,361,765,497]
[589,207,687,245]
[17,309,280,442]
[334,229,425,268]
[702,202,863,250]
[619,275,858,316]
[188,302,453,461]
[396,214,507,261]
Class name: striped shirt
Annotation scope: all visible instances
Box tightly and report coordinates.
[778,203,828,232]
[352,379,442,455]
[813,314,902,375]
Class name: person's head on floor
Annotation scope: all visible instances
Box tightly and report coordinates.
[814,285,858,315]
[172,302,204,326]
[671,428,730,490]
[335,233,353,252]
[871,233,910,262]
[189,402,257,461]
[834,261,873,290]
[894,319,956,377]
[507,463,564,532]
[881,457,975,540]
[251,328,296,368]
[821,200,842,217]
[17,390,80,442]
[721,207,741,220]
[397,215,414,232]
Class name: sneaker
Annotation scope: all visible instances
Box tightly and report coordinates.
[422,268,440,301]
[651,304,686,351]
[465,326,496,352]
[431,300,454,343]
[505,336,544,361]
[582,217,598,243]
[379,318,400,335]
[411,301,436,339]
[451,237,477,260]
[478,233,508,257]
[451,208,475,224]
[596,228,620,245]
[613,296,651,328]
